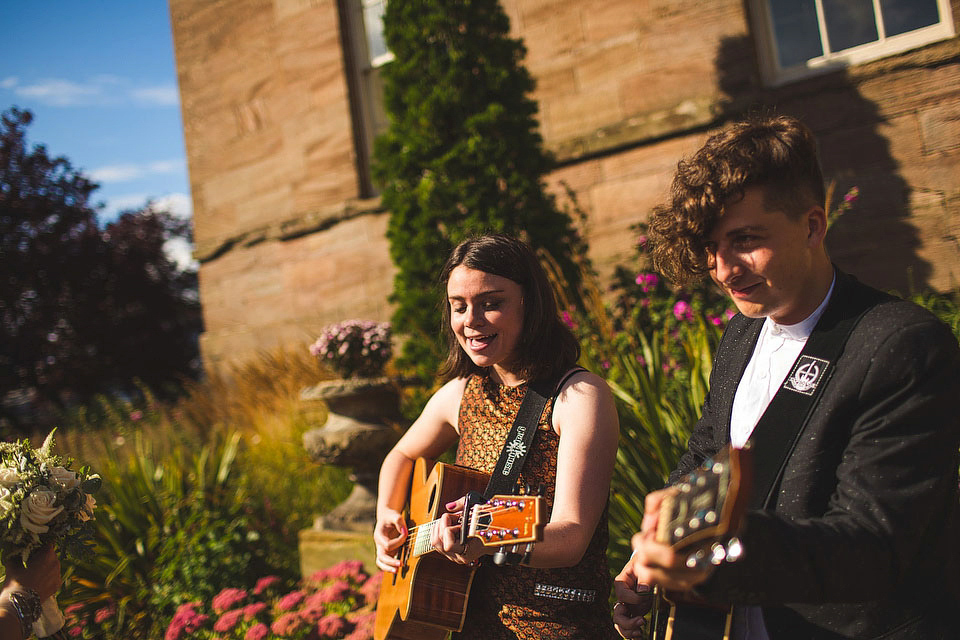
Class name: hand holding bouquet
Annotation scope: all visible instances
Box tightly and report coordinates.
[1,430,99,637]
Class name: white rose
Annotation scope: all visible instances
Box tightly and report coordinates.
[49,466,79,492]
[77,492,97,522]
[0,487,13,517]
[20,488,64,534]
[0,467,21,489]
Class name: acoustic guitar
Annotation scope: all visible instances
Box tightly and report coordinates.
[374,457,546,640]
[648,444,753,640]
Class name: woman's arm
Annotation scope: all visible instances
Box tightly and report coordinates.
[527,370,620,567]
[374,377,466,572]
[0,546,61,640]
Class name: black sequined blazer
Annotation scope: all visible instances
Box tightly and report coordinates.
[675,269,960,639]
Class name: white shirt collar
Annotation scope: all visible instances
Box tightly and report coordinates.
[764,275,836,341]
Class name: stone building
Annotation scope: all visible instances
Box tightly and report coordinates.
[169,0,960,371]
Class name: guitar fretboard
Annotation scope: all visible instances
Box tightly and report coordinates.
[413,519,437,557]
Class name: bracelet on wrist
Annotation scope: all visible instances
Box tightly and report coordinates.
[8,588,41,639]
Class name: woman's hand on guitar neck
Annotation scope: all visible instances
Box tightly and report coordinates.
[429,497,485,566]
[374,508,407,573]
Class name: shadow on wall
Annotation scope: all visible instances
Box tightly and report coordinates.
[713,35,930,294]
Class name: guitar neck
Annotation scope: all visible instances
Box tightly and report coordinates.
[410,518,440,558]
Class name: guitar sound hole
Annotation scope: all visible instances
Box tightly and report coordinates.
[428,485,437,513]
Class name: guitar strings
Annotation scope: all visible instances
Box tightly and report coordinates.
[398,504,532,554]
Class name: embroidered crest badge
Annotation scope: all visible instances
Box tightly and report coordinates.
[784,355,830,395]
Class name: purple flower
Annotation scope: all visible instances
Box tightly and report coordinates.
[246,623,269,640]
[673,300,693,321]
[213,609,244,632]
[277,590,306,612]
[212,588,248,613]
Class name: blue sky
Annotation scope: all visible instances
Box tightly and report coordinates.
[1,2,190,227]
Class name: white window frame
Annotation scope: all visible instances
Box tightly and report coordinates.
[751,0,956,86]
[340,0,393,196]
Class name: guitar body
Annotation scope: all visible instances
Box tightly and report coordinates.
[374,459,489,640]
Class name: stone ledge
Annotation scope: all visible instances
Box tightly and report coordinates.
[194,197,385,263]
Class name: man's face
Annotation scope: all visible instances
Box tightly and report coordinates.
[706,187,827,325]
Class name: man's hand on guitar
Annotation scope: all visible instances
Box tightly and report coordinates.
[429,497,483,565]
[612,561,653,639]
[374,508,407,573]
[628,489,715,591]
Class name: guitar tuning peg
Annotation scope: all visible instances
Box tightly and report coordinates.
[522,481,532,495]
[492,546,508,566]
[536,483,545,496]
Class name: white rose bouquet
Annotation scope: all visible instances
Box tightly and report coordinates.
[0,429,100,638]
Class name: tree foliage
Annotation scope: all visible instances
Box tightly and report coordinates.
[0,107,201,430]
[373,0,586,385]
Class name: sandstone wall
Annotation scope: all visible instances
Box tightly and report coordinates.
[169,0,960,371]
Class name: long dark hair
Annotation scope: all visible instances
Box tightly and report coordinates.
[438,234,580,383]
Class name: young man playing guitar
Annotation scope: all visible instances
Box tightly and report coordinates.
[614,115,960,639]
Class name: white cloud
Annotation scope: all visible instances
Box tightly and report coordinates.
[164,236,198,272]
[90,158,185,184]
[2,75,178,108]
[15,78,105,107]
[131,85,180,107]
[152,192,193,220]
[90,164,144,183]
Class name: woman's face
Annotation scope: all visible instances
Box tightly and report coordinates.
[446,265,524,382]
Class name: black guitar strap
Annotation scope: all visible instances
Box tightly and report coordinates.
[482,367,585,499]
[747,284,884,510]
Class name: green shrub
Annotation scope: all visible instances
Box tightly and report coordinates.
[374,0,585,398]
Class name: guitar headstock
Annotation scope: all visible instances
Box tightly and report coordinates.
[465,495,545,547]
[656,444,752,555]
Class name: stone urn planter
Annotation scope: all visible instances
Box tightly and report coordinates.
[300,376,404,533]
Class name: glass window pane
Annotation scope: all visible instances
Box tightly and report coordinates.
[880,0,940,36]
[822,0,878,51]
[363,0,389,65]
[769,0,823,67]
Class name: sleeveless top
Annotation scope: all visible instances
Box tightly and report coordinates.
[452,373,617,639]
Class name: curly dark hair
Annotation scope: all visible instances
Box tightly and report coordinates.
[649,115,826,286]
[438,233,580,383]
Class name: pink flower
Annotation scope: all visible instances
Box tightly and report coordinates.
[129,410,143,421]
[317,580,353,605]
[271,612,304,636]
[68,627,83,638]
[561,310,577,330]
[253,575,281,595]
[243,602,269,620]
[277,590,306,612]
[316,613,350,636]
[359,572,381,604]
[165,603,210,640]
[213,608,244,632]
[724,309,736,320]
[212,588,248,613]
[673,300,693,321]
[637,234,648,247]
[245,623,269,640]
[94,604,116,623]
[708,315,723,327]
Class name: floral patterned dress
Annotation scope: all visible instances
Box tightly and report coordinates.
[452,373,617,639]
